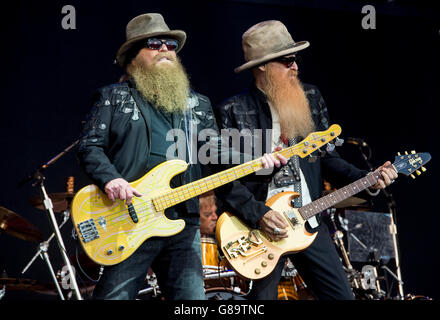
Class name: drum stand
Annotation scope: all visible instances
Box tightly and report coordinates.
[19,140,83,300]
[356,143,404,299]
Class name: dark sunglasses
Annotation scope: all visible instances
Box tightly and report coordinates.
[146,38,179,51]
[272,55,299,68]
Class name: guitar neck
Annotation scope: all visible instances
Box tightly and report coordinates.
[298,171,381,220]
[153,143,307,211]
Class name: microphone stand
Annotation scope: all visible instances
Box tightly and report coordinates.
[356,143,404,300]
[22,209,71,300]
[19,140,83,300]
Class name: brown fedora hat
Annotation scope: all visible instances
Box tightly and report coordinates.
[116,13,187,67]
[234,20,309,73]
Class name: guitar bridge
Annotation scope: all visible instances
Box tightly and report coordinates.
[78,219,100,243]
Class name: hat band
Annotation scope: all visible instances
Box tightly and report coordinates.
[247,41,296,62]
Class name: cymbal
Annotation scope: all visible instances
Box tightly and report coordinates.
[0,277,57,295]
[333,196,367,209]
[0,206,43,242]
[29,192,74,213]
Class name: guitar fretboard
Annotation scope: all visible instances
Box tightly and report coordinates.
[298,172,380,220]
[151,124,341,211]
[152,143,308,211]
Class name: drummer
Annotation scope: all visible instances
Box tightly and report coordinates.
[199,191,218,237]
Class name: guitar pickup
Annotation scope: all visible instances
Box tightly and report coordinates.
[127,204,138,223]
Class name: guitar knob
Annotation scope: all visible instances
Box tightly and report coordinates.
[397,152,401,156]
[416,170,421,176]
[254,268,261,275]
[421,166,427,172]
[410,174,416,179]
[405,151,409,155]
[107,249,113,255]
[261,261,267,267]
[268,253,274,260]
[411,150,416,154]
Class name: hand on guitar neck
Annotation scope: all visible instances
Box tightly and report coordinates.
[369,161,399,190]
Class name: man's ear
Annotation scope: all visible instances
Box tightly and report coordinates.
[257,64,266,72]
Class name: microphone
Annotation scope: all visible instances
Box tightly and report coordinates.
[346,137,368,147]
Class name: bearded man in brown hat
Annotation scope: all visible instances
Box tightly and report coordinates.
[76,13,285,300]
[215,20,397,300]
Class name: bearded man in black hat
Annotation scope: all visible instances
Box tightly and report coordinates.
[76,13,285,300]
[215,20,398,300]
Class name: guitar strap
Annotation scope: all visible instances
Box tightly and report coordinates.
[288,137,302,208]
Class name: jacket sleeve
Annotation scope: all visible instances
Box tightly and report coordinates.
[213,100,272,229]
[76,89,123,191]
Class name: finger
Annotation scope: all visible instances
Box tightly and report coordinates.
[264,154,274,168]
[273,213,288,229]
[381,170,392,185]
[268,154,280,167]
[277,154,288,165]
[261,155,268,168]
[273,146,283,151]
[125,188,133,205]
[132,188,142,197]
[107,190,115,201]
[377,179,386,189]
[119,188,127,201]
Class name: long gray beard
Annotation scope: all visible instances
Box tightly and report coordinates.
[127,56,190,114]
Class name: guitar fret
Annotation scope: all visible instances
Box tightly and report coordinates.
[299,172,381,220]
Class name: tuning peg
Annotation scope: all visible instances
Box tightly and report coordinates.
[410,174,416,179]
[397,152,401,156]
[308,154,318,163]
[326,143,335,153]
[405,151,409,155]
[416,170,421,175]
[334,137,344,147]
[421,166,427,172]
[411,150,416,154]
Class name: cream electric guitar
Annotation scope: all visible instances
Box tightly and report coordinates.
[71,125,342,265]
[216,151,431,280]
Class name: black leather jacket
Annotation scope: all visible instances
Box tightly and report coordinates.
[76,79,219,224]
[214,82,368,228]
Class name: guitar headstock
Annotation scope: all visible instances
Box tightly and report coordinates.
[393,151,431,179]
[297,124,342,158]
[276,124,342,159]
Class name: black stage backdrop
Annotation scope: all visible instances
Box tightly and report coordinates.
[0,0,438,300]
